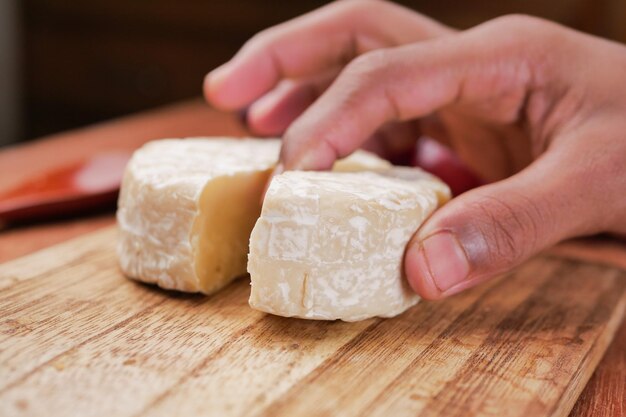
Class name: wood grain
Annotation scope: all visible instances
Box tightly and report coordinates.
[0,101,624,416]
[569,319,626,417]
[0,226,623,417]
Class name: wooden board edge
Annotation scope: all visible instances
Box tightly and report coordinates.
[550,289,626,417]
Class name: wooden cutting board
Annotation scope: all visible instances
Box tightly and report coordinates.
[0,226,624,417]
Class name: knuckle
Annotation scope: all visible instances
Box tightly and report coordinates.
[338,49,404,119]
[486,14,566,49]
[245,24,286,51]
[318,0,388,25]
[491,13,545,30]
[244,29,273,50]
[336,50,391,103]
[470,193,544,266]
[344,50,389,81]
[339,0,385,13]
[474,14,572,83]
[474,202,520,266]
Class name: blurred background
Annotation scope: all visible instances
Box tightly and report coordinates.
[0,0,624,147]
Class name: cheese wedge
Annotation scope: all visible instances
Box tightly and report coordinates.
[248,167,450,321]
[116,138,391,294]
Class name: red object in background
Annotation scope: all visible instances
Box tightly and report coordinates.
[411,137,484,196]
[0,135,482,227]
[0,152,130,226]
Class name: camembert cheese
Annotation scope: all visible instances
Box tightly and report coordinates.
[117,138,391,295]
[248,167,450,321]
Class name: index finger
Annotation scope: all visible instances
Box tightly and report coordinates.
[205,0,450,110]
[279,15,564,171]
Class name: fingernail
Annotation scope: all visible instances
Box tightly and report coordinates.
[417,231,470,293]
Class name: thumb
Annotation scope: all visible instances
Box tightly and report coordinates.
[405,155,592,300]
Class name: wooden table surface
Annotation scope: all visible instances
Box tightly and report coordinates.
[0,100,624,417]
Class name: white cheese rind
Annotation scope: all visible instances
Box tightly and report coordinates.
[248,169,450,322]
[117,138,280,292]
[117,137,392,294]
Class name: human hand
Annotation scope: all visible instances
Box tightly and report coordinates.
[205,1,626,300]
[205,0,452,160]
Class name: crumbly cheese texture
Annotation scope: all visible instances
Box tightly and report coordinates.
[116,137,391,294]
[248,167,450,322]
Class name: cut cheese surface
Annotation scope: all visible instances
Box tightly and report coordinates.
[117,137,391,294]
[248,168,451,321]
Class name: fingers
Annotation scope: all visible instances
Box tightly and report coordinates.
[205,0,451,110]
[404,151,601,300]
[246,70,338,136]
[279,15,560,171]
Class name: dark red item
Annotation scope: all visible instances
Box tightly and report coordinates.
[0,152,130,226]
[412,137,485,196]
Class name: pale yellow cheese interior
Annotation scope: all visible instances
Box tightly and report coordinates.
[189,153,392,294]
[192,169,272,294]
[117,137,395,296]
